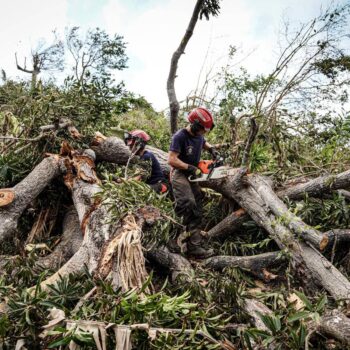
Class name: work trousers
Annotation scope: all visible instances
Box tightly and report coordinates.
[171,169,204,229]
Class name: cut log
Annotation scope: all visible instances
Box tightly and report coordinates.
[203,169,350,300]
[36,207,83,270]
[277,169,350,200]
[204,251,282,275]
[0,156,61,245]
[91,134,133,165]
[146,245,193,281]
[91,134,171,175]
[206,208,248,240]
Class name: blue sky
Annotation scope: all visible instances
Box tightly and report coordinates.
[0,0,346,110]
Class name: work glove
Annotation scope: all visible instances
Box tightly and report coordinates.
[208,146,220,160]
[187,164,201,178]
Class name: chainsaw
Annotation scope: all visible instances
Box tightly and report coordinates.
[188,156,237,182]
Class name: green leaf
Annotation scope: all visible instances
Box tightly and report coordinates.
[48,336,71,348]
[25,309,33,326]
[287,310,311,323]
[315,294,327,312]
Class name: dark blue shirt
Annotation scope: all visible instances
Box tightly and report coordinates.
[169,128,205,166]
[140,150,165,185]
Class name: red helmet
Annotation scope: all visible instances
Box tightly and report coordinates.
[188,107,214,131]
[124,129,150,146]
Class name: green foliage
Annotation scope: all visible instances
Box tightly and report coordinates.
[113,108,171,151]
[200,0,221,20]
[314,55,350,79]
[0,265,233,349]
[97,176,178,247]
[289,193,350,231]
[243,291,328,349]
[66,26,128,84]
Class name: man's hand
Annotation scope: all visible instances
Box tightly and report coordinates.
[187,165,201,177]
[208,147,219,160]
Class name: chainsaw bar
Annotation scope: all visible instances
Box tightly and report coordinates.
[189,166,238,182]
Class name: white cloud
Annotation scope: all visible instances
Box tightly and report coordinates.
[0,0,341,111]
[102,0,334,110]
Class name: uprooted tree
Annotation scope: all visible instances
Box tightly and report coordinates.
[1,2,350,349]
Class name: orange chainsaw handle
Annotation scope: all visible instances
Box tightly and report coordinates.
[198,160,214,174]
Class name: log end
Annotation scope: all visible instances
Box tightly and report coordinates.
[91,132,107,146]
[0,189,15,207]
[320,235,329,251]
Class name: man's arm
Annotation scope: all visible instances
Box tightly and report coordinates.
[204,141,220,159]
[203,141,213,150]
[168,151,190,170]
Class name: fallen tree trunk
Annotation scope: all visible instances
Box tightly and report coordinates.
[36,207,82,270]
[91,133,171,175]
[206,208,248,240]
[204,251,282,273]
[91,133,131,165]
[204,170,350,300]
[277,169,350,200]
[0,156,61,244]
[253,176,329,250]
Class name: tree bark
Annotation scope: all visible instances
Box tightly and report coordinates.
[243,299,273,331]
[91,133,171,175]
[167,0,205,134]
[204,251,282,272]
[252,176,329,250]
[323,229,350,249]
[206,209,248,240]
[241,117,259,167]
[91,133,131,165]
[204,169,350,300]
[277,169,350,200]
[318,309,350,345]
[0,156,61,244]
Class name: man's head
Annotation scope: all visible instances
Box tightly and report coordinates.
[124,129,150,154]
[188,107,214,135]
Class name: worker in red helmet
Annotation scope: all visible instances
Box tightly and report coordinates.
[168,107,219,258]
[124,130,168,194]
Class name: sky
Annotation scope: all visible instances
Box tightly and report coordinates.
[0,0,345,111]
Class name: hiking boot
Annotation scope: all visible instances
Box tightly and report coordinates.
[186,230,214,259]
